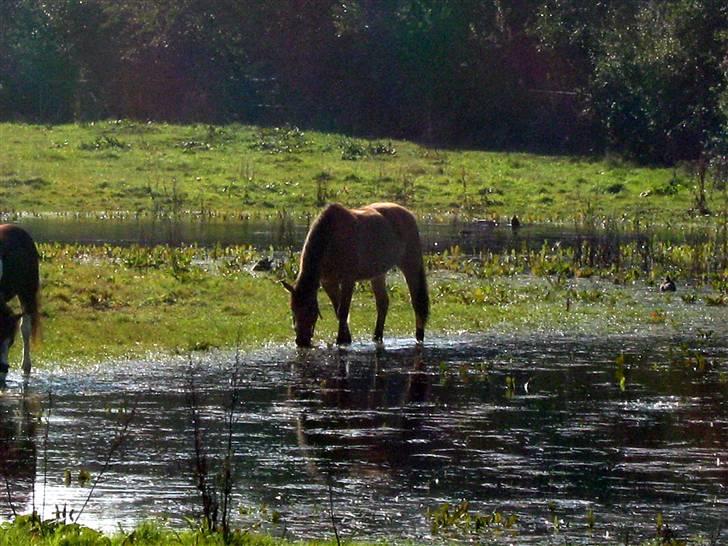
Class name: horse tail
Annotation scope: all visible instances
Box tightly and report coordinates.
[405,225,429,328]
[25,243,42,344]
[414,257,430,326]
[29,287,41,343]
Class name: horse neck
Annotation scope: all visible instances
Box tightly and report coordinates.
[295,209,332,296]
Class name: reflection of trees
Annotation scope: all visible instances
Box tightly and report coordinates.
[287,348,432,482]
[0,390,38,517]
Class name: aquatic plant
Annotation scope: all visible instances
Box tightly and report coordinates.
[427,500,518,537]
[186,353,245,537]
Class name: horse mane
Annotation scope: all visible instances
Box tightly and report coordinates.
[295,204,338,296]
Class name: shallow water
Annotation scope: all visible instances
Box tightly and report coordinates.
[1,334,726,543]
[14,215,705,254]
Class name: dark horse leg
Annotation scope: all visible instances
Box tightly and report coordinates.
[321,279,341,315]
[335,281,355,345]
[371,275,389,343]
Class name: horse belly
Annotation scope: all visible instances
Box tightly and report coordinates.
[354,232,403,279]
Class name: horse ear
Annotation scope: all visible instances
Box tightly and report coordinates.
[281,280,295,293]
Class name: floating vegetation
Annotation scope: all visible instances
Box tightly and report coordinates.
[426,231,728,290]
[427,500,518,537]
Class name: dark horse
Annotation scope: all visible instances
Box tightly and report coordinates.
[282,203,429,347]
[0,225,41,381]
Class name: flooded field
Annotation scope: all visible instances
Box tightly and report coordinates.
[1,334,725,544]
[14,215,709,253]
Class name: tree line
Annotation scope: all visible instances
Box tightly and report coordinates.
[1,0,726,163]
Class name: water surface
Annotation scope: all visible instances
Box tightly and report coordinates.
[14,216,706,254]
[1,334,725,544]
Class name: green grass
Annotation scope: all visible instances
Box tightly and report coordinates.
[0,516,371,546]
[8,241,724,369]
[0,121,713,224]
[0,514,716,546]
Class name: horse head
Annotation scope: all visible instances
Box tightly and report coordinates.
[282,281,320,348]
[0,311,22,380]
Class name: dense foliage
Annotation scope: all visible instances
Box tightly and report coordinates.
[1,1,726,162]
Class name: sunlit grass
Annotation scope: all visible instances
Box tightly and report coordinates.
[6,242,724,369]
[0,121,708,224]
[0,516,373,546]
[0,514,718,546]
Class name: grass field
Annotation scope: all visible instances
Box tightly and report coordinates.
[0,121,724,367]
[0,121,716,224]
[4,240,720,368]
[2,123,724,546]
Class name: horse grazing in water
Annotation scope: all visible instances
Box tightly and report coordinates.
[282,203,429,347]
[0,225,41,381]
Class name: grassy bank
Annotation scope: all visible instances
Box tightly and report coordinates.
[8,240,724,368]
[1,514,717,546]
[0,517,357,546]
[0,121,717,224]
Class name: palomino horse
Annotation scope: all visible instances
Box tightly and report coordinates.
[0,225,41,381]
[282,202,429,347]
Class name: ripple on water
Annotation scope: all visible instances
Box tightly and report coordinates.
[0,333,726,544]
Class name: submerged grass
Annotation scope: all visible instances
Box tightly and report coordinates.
[9,240,725,368]
[0,121,717,224]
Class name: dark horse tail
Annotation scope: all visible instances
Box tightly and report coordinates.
[25,243,42,343]
[415,258,429,325]
[28,287,41,343]
[408,229,430,340]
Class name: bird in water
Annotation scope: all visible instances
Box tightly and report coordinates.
[659,275,676,292]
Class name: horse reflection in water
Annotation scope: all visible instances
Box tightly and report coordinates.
[286,348,435,481]
[0,392,38,517]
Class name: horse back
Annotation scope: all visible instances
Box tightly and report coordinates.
[322,203,421,280]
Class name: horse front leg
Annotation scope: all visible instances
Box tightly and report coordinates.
[321,279,341,315]
[21,313,32,375]
[335,281,355,345]
[371,275,389,343]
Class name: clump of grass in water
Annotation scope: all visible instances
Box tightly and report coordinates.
[427,500,518,537]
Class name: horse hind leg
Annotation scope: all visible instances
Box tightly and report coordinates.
[371,275,389,343]
[21,314,32,375]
